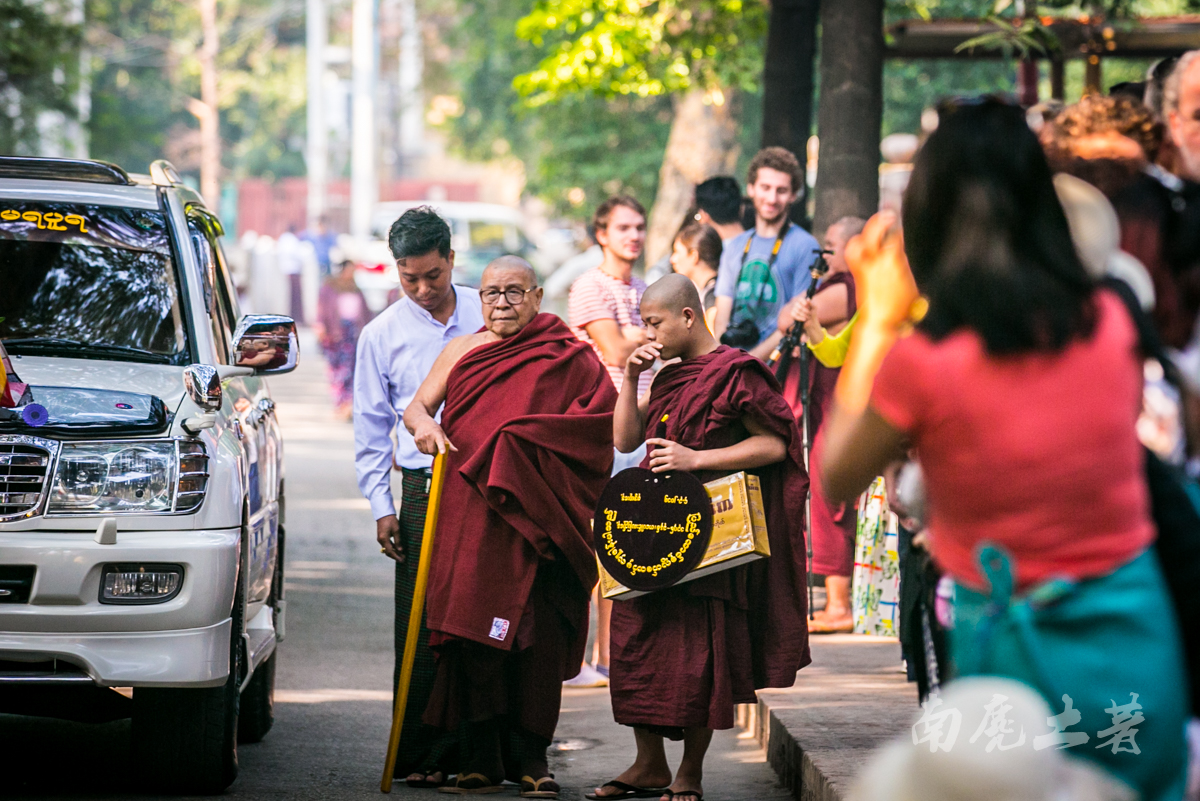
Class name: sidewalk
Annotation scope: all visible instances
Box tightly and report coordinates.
[746,635,918,801]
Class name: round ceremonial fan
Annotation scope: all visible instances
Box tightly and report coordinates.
[593,467,713,594]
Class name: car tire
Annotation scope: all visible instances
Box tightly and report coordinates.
[131,667,240,794]
[132,567,244,794]
[238,649,275,743]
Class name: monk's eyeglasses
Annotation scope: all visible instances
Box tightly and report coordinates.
[480,287,536,305]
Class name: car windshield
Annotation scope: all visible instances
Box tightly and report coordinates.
[0,202,188,365]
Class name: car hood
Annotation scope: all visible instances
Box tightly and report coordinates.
[8,355,187,412]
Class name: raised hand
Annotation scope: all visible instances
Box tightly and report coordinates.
[844,210,919,330]
[624,341,663,380]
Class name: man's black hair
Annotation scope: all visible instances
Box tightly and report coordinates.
[694,176,743,225]
[388,206,451,260]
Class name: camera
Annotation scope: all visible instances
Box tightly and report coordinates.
[720,319,762,349]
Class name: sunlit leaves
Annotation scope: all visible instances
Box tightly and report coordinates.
[513,0,766,103]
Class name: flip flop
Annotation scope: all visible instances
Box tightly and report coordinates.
[520,774,561,798]
[437,773,504,795]
[585,780,672,799]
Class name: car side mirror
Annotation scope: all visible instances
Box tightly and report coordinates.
[232,315,299,375]
[183,364,222,412]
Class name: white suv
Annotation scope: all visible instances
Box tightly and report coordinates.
[0,156,296,793]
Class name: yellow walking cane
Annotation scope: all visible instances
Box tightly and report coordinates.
[380,450,448,793]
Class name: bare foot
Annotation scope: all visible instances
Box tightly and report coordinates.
[592,765,673,798]
[404,770,444,787]
[664,773,704,801]
[809,609,853,633]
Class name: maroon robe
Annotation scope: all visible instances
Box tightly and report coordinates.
[781,271,859,577]
[609,346,811,734]
[422,314,617,740]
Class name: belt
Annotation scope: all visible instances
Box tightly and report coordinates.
[400,465,434,494]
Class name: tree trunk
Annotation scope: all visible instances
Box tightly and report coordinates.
[761,0,819,224]
[197,0,220,207]
[812,0,883,235]
[644,88,741,267]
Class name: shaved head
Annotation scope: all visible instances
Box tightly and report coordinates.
[640,273,716,361]
[641,273,704,317]
[481,255,537,287]
[479,255,542,337]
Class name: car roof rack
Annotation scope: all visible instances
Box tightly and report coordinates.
[0,156,134,186]
[149,159,182,187]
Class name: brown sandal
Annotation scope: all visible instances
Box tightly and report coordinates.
[520,774,561,798]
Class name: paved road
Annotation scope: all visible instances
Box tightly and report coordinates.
[3,332,790,801]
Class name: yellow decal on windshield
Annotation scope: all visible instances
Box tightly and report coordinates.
[0,209,88,233]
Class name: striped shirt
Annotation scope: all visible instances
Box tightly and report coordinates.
[567,267,653,395]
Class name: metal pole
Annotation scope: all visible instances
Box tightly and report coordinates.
[306,0,328,228]
[351,0,378,239]
[799,345,815,620]
[381,451,448,793]
[396,0,424,173]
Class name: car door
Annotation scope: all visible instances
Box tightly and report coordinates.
[188,210,279,608]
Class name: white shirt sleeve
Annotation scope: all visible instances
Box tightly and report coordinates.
[352,327,398,520]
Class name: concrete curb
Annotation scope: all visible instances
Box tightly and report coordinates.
[747,700,843,801]
[739,637,916,801]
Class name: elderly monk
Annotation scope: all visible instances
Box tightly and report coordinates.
[596,274,810,801]
[403,256,617,797]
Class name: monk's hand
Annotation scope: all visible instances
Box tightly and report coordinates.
[625,341,663,380]
[377,514,404,562]
[646,438,701,473]
[412,420,458,456]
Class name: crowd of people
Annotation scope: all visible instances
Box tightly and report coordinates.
[332,48,1200,801]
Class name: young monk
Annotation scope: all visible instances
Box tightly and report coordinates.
[595,274,810,801]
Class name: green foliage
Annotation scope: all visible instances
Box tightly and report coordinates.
[883,59,1015,135]
[213,10,308,180]
[85,0,307,179]
[437,0,676,215]
[512,0,767,103]
[86,0,193,172]
[0,0,83,154]
[954,15,1062,58]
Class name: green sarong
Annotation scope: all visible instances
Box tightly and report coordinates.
[952,546,1187,801]
[391,467,459,777]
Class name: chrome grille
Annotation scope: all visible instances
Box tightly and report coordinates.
[0,436,57,522]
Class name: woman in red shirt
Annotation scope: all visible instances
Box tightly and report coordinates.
[821,98,1187,801]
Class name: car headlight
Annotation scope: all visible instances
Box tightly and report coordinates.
[47,440,209,515]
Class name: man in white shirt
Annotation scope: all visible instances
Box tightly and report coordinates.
[353,206,484,786]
